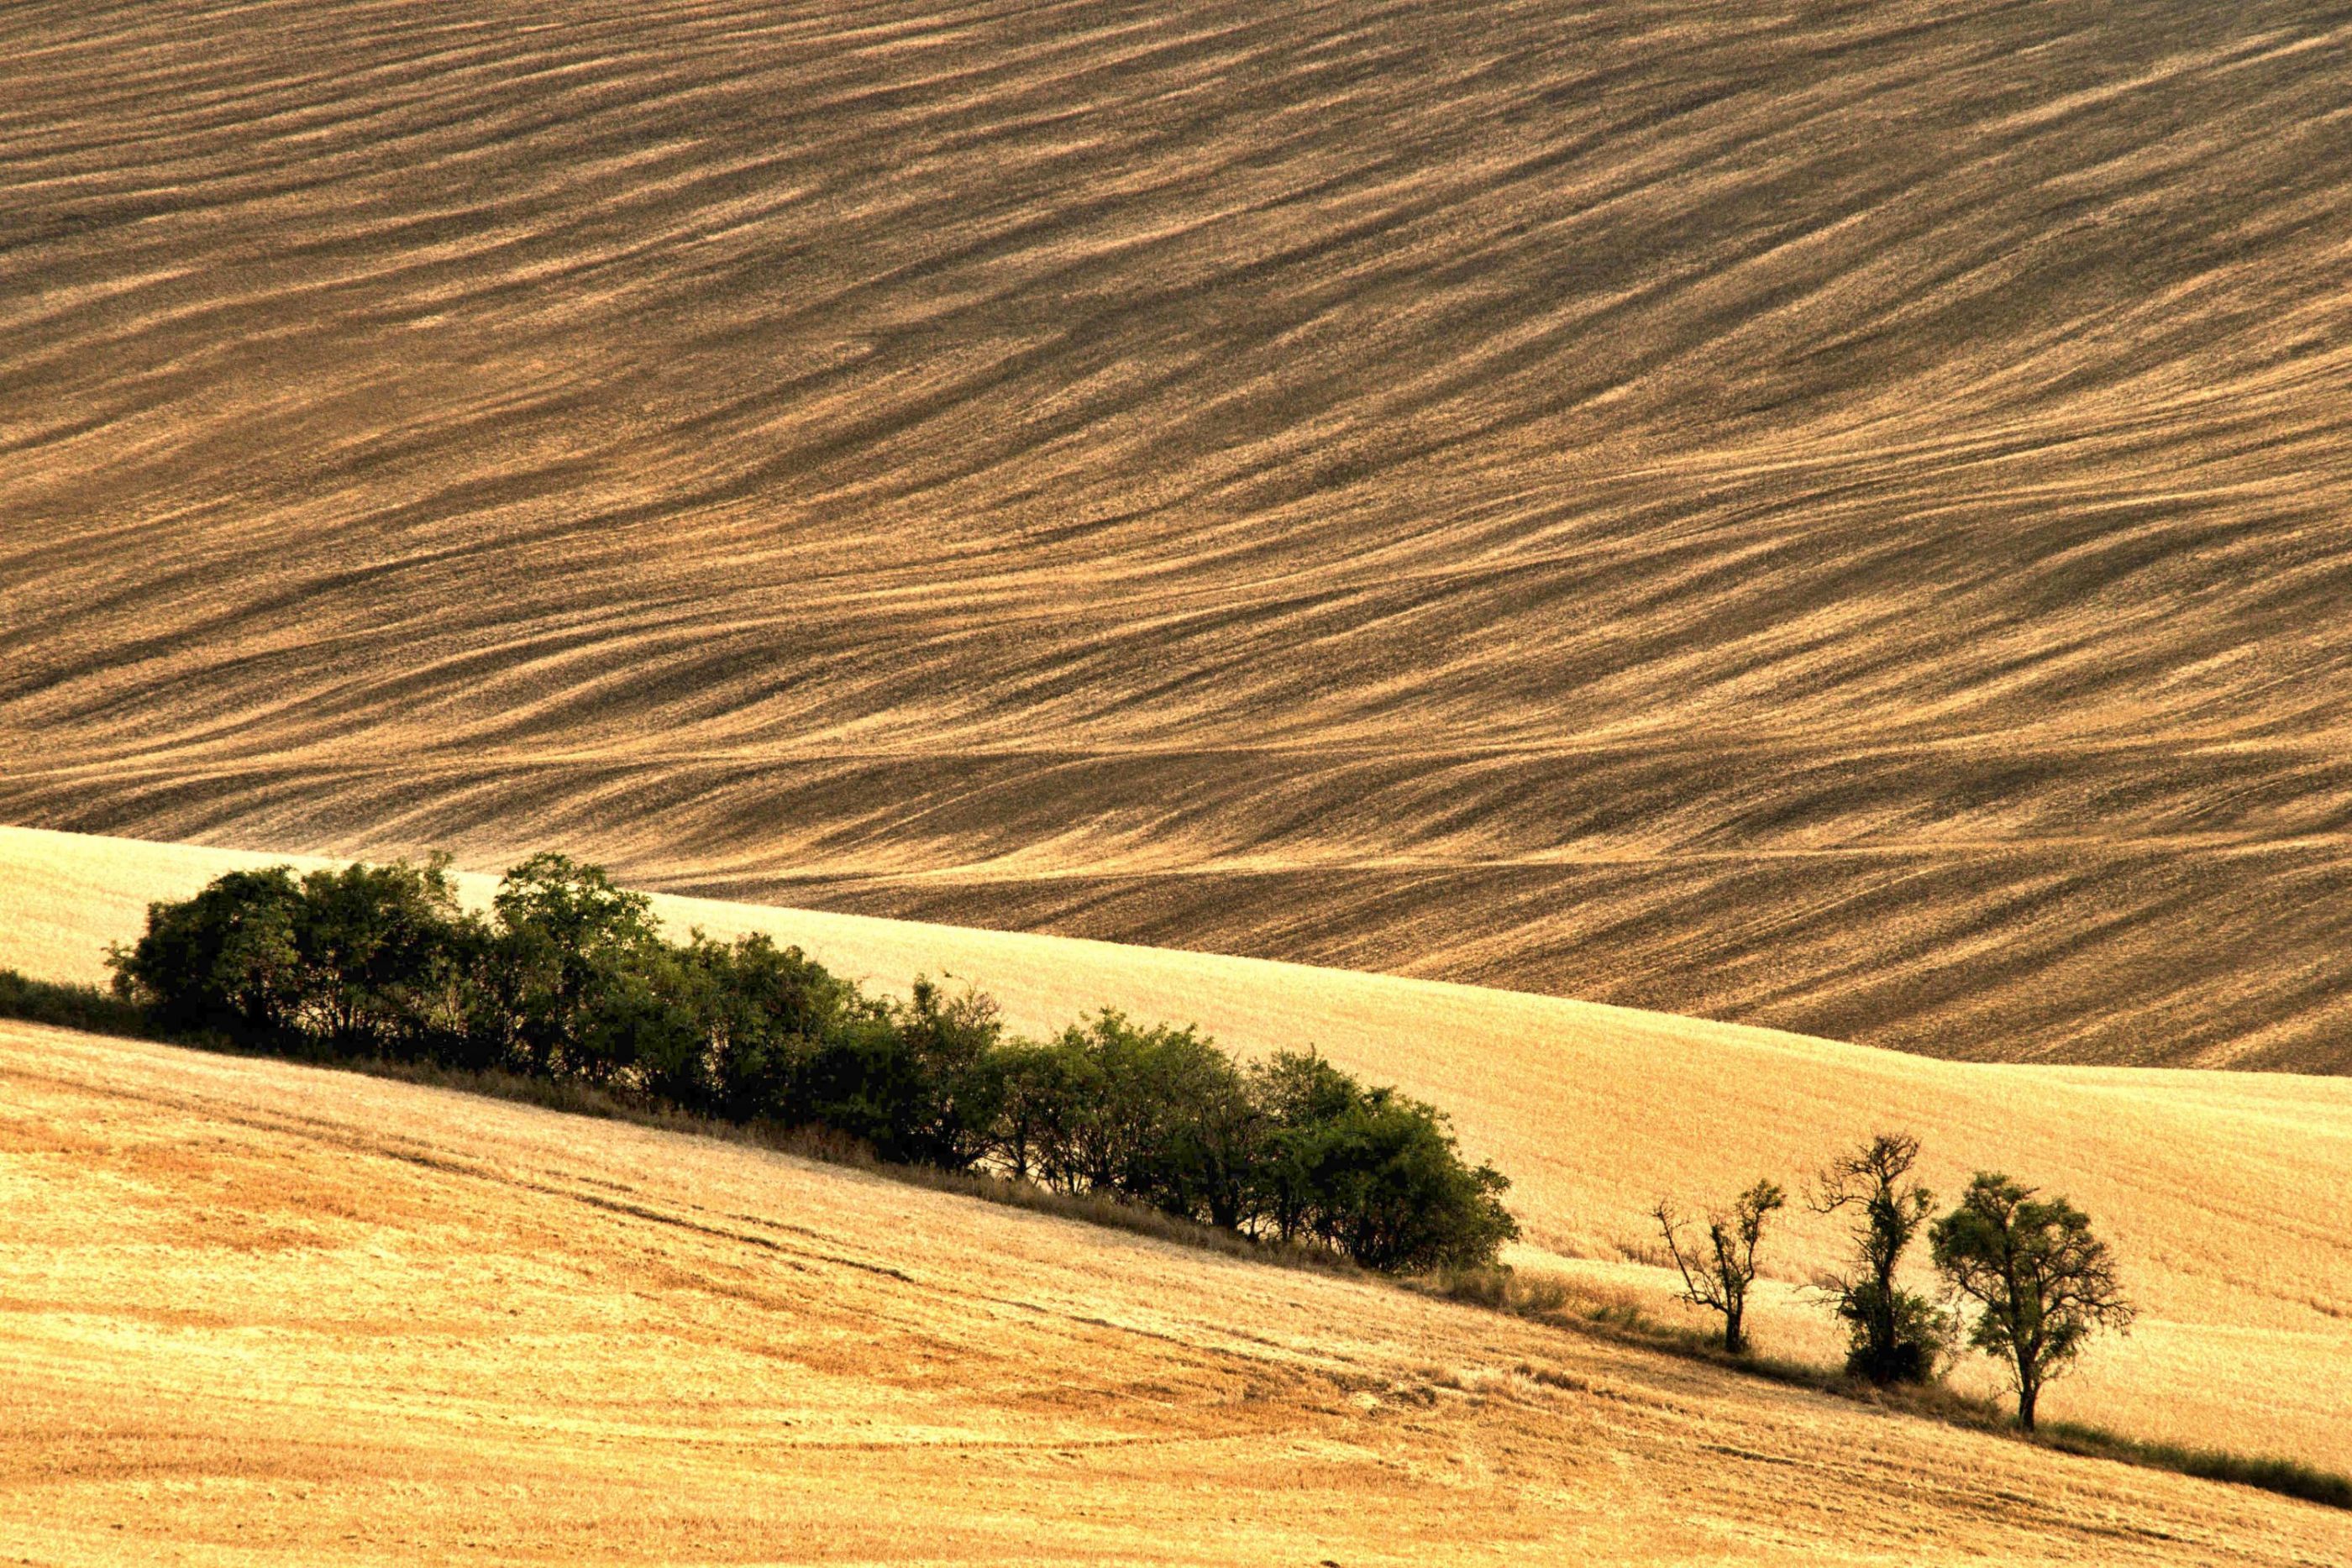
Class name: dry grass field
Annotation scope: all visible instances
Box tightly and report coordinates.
[9,824,2350,1496]
[8,1022,2352,1567]
[7,0,2352,1069]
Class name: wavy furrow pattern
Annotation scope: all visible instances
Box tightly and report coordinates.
[7,0,2352,1067]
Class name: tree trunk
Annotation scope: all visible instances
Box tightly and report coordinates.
[2016,1377,2039,1430]
[1724,1304,1745,1355]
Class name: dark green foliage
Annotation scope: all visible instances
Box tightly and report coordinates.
[973,1021,1518,1269]
[1809,1132,1951,1385]
[1930,1172,2135,1429]
[1040,1011,1252,1217]
[88,856,1520,1272]
[478,852,662,1081]
[1272,1077,1519,1272]
[885,981,1007,1172]
[1250,1047,1360,1244]
[0,969,158,1038]
[1834,1280,1950,1385]
[107,860,475,1056]
[987,1032,1095,1188]
[671,932,859,1123]
[795,980,1000,1169]
[2034,1424,2352,1510]
[281,858,469,1054]
[109,867,308,1038]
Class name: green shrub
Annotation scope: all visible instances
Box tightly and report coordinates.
[1810,1133,1951,1385]
[0,969,156,1036]
[83,855,1521,1272]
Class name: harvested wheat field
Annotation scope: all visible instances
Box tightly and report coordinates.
[5,1020,2352,1567]
[8,823,2351,1492]
[7,0,2352,1069]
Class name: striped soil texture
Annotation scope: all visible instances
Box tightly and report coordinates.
[7,1,2352,1067]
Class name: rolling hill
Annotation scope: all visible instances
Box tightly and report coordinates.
[6,0,2352,1069]
[3,1024,2350,1566]
[8,824,2350,1487]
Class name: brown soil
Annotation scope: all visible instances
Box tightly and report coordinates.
[6,1,2350,1064]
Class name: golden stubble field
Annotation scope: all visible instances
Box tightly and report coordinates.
[6,0,2352,1069]
[8,825,2350,1495]
[7,1021,2352,1567]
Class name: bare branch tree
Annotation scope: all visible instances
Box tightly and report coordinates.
[1809,1131,1950,1383]
[1653,1178,1784,1353]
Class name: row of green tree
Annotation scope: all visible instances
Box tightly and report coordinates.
[1653,1135,2134,1429]
[106,855,1520,1273]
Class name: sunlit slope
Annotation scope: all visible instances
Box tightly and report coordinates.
[7,1025,2350,1568]
[9,825,2351,1476]
[6,1,2352,1068]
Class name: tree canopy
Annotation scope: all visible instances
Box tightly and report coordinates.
[1929,1172,2134,1429]
[106,857,1519,1274]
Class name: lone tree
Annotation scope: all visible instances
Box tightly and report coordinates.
[1654,1179,1785,1354]
[1929,1172,2134,1429]
[1809,1132,1950,1384]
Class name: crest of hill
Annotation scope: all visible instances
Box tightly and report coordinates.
[7,824,2350,1480]
[6,0,2352,1068]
